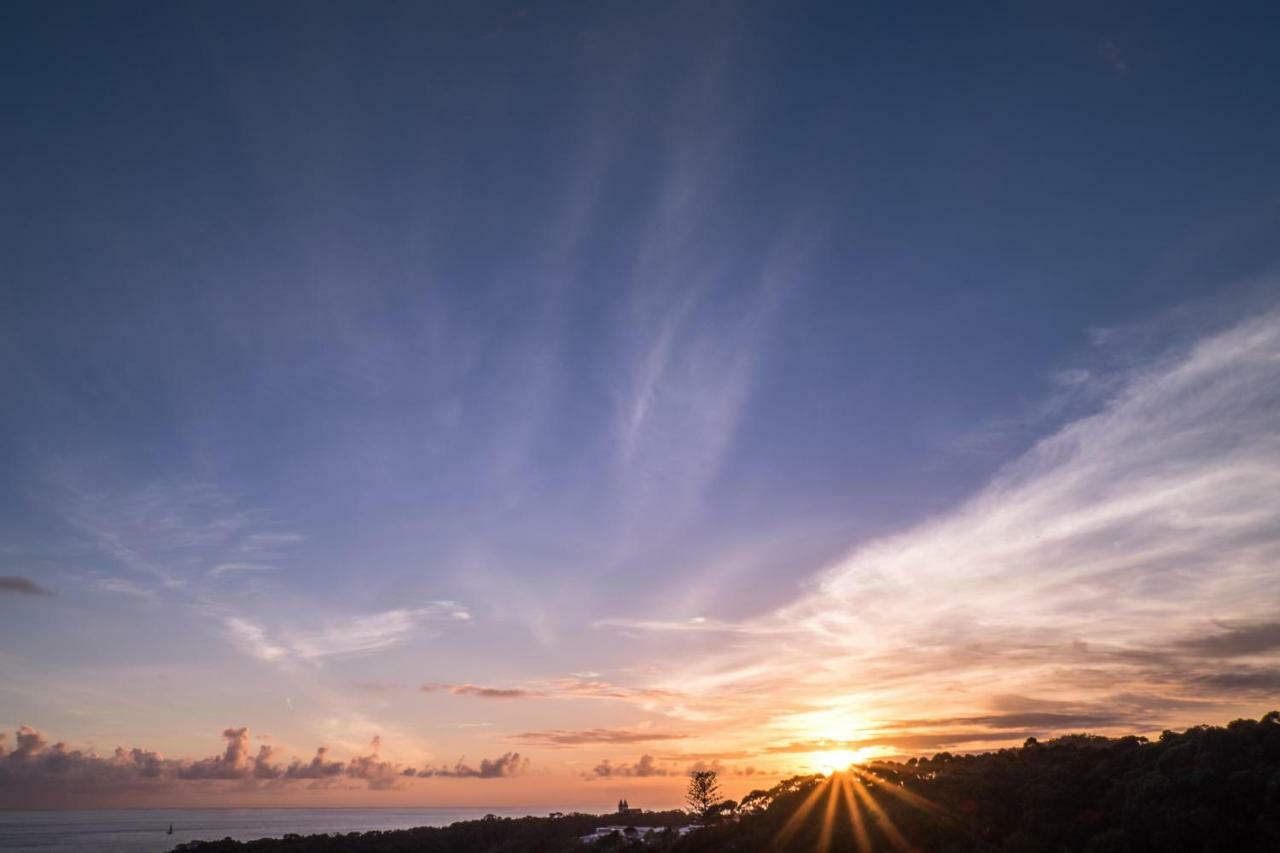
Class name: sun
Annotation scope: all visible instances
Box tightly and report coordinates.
[812,748,870,775]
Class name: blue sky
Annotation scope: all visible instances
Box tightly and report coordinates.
[2,2,1280,807]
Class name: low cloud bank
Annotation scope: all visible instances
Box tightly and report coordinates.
[0,726,528,800]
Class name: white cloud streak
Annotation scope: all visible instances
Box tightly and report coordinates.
[224,602,471,666]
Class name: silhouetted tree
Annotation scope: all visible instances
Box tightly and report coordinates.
[685,769,723,819]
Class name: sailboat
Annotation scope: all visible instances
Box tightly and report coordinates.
[167,824,174,835]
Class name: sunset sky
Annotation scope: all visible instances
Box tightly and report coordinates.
[3,2,1280,809]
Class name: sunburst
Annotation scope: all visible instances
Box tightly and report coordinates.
[772,763,953,851]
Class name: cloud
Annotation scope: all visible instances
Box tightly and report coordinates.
[177,727,269,780]
[223,617,288,663]
[210,562,279,577]
[0,577,53,596]
[590,754,673,778]
[602,305,1280,749]
[413,752,529,779]
[96,577,159,601]
[1194,669,1280,691]
[343,737,404,791]
[284,603,470,661]
[0,725,520,804]
[52,479,265,588]
[422,683,542,699]
[888,712,1135,731]
[419,678,682,706]
[1174,622,1280,657]
[283,747,345,781]
[512,728,690,747]
[224,602,471,666]
[586,753,759,780]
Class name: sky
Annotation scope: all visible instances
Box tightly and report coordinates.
[2,1,1280,809]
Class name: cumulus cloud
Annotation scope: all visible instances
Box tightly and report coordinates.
[283,747,344,781]
[176,728,275,780]
[0,576,53,596]
[343,736,405,790]
[0,725,521,805]
[591,753,673,778]
[586,753,757,780]
[413,752,529,779]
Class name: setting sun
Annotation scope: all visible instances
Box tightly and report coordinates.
[812,748,869,775]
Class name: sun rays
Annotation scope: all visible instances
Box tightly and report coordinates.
[773,764,952,852]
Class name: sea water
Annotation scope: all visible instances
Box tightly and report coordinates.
[0,807,571,853]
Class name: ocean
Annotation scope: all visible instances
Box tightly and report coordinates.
[0,807,572,852]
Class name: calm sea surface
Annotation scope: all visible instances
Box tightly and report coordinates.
[0,808,579,853]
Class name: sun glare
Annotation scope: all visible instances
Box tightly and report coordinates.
[812,748,861,775]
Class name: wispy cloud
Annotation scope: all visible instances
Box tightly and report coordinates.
[47,476,302,597]
[209,563,279,577]
[96,577,159,602]
[224,602,470,666]
[511,728,690,747]
[601,306,1280,749]
[422,683,540,700]
[420,678,683,706]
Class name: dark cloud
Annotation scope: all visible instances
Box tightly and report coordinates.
[1195,669,1280,691]
[894,712,1133,730]
[1176,622,1280,657]
[762,730,1053,755]
[0,577,53,596]
[421,683,542,699]
[512,728,689,747]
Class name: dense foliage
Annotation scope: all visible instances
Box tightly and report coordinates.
[173,712,1280,853]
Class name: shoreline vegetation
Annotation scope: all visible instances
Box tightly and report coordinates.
[172,712,1280,852]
